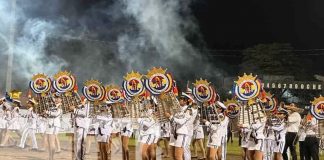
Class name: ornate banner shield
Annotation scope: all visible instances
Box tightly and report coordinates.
[224,99,240,119]
[263,92,277,112]
[82,80,106,102]
[30,73,52,95]
[53,71,76,93]
[192,79,213,103]
[144,67,173,95]
[122,71,145,97]
[234,73,261,101]
[106,85,124,103]
[310,96,324,120]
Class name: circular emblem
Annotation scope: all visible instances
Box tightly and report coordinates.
[82,80,105,102]
[227,103,240,119]
[106,85,124,103]
[30,74,52,94]
[53,71,75,93]
[145,67,173,95]
[264,93,277,112]
[310,96,324,120]
[122,71,145,97]
[234,73,261,101]
[224,99,240,119]
[192,79,213,103]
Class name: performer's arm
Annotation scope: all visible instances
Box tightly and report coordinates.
[75,108,87,118]
[47,109,62,117]
[170,115,189,125]
[140,118,155,128]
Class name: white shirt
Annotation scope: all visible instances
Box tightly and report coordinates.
[170,107,191,135]
[305,118,318,136]
[46,106,62,128]
[74,103,90,129]
[187,107,198,137]
[286,112,301,133]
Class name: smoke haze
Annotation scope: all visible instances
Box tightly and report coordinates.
[0,0,225,92]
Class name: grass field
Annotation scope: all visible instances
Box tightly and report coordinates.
[1,133,323,159]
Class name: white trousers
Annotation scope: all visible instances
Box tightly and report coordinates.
[184,135,192,160]
[19,128,38,149]
[74,127,88,160]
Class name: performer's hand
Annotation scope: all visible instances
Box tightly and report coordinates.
[164,112,171,118]
[277,114,286,119]
[237,124,243,128]
[201,119,207,123]
[69,105,75,111]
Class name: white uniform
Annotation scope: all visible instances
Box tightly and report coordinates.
[73,103,90,160]
[192,119,204,140]
[0,108,6,129]
[272,123,286,153]
[241,127,251,148]
[205,121,221,148]
[45,105,62,135]
[263,125,275,160]
[138,112,157,145]
[87,118,99,135]
[96,113,113,142]
[169,107,190,148]
[120,117,133,137]
[205,114,229,149]
[111,118,121,134]
[18,108,38,149]
[184,107,198,160]
[160,122,171,138]
[247,120,266,151]
[7,107,21,130]
[219,115,229,160]
[36,116,47,134]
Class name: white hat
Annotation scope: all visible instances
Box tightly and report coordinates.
[185,88,192,94]
[105,101,115,104]
[216,101,227,110]
[181,92,196,103]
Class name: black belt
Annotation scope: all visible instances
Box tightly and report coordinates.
[306,135,317,137]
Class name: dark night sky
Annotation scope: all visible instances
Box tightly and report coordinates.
[193,0,324,49]
[74,0,324,49]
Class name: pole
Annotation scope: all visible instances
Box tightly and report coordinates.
[5,0,17,92]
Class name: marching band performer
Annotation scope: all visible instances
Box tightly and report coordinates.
[203,102,229,160]
[192,113,206,159]
[246,105,266,160]
[0,98,7,144]
[263,114,276,160]
[183,94,198,160]
[239,126,251,160]
[301,113,319,160]
[138,99,157,160]
[165,96,191,160]
[36,113,48,151]
[120,106,133,160]
[85,113,99,155]
[0,100,21,147]
[272,109,288,160]
[297,113,307,160]
[96,105,113,160]
[17,98,38,150]
[159,121,171,158]
[44,93,63,160]
[70,97,90,160]
[110,117,121,153]
[282,103,301,160]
